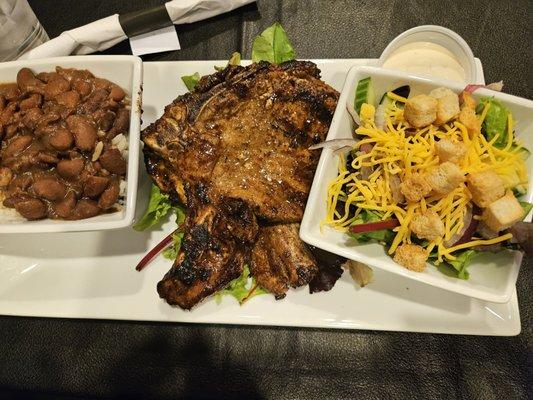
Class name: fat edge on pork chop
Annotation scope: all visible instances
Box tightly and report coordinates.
[141,60,340,309]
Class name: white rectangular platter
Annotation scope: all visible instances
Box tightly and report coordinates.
[0,59,521,335]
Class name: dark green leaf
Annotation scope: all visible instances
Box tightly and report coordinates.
[251,22,296,64]
[181,72,200,91]
[133,185,173,231]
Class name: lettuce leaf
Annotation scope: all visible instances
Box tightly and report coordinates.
[228,51,241,66]
[446,249,478,280]
[181,72,200,91]
[162,210,187,260]
[348,210,394,243]
[519,201,533,217]
[477,98,510,148]
[251,22,296,64]
[214,266,267,305]
[215,51,242,71]
[133,185,173,231]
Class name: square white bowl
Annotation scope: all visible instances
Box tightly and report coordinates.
[300,65,533,303]
[0,55,143,233]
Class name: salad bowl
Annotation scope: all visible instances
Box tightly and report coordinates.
[300,65,533,303]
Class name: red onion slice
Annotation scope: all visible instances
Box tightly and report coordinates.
[464,81,504,93]
[349,219,400,233]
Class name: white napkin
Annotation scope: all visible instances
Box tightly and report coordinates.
[20,0,255,59]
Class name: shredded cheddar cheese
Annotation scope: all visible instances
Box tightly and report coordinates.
[324,95,528,263]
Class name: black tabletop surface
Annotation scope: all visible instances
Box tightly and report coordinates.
[1,1,531,399]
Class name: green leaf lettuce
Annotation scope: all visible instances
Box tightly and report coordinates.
[181,72,200,91]
[252,22,296,64]
[446,249,478,280]
[477,97,510,148]
[214,266,267,305]
[133,185,173,231]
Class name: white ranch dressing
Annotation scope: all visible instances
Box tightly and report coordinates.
[382,41,466,82]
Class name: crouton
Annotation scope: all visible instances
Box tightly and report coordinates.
[435,138,468,164]
[459,91,477,110]
[459,107,481,135]
[482,191,524,231]
[467,170,505,207]
[393,244,427,272]
[429,87,460,125]
[410,210,445,240]
[457,91,481,134]
[404,94,438,128]
[400,173,431,202]
[426,161,464,195]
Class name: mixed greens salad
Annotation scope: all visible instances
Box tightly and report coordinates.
[325,76,531,279]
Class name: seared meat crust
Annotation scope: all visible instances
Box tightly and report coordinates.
[250,223,318,299]
[142,61,339,308]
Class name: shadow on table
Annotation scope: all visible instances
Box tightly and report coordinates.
[103,328,265,400]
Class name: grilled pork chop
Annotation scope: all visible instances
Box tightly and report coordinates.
[142,60,339,309]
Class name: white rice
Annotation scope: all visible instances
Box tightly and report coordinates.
[0,191,24,223]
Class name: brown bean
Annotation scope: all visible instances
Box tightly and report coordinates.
[36,72,61,83]
[53,191,76,218]
[93,78,112,90]
[56,158,85,179]
[99,148,126,175]
[22,108,43,129]
[36,110,60,129]
[108,108,129,137]
[98,179,120,210]
[3,194,28,208]
[72,78,92,97]
[109,85,126,102]
[8,174,32,194]
[20,94,42,110]
[0,83,21,101]
[32,177,67,201]
[0,167,13,187]
[36,152,60,165]
[0,102,16,125]
[81,88,109,113]
[48,126,73,151]
[5,124,19,138]
[95,110,115,132]
[2,135,33,158]
[0,95,5,111]
[43,77,70,99]
[55,91,80,108]
[56,67,93,82]
[16,68,44,94]
[70,199,100,219]
[15,197,47,220]
[66,115,97,151]
[83,175,109,197]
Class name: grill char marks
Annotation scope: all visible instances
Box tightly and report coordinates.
[158,184,259,310]
[250,223,319,299]
[142,61,339,308]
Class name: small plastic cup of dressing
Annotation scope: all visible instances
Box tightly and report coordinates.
[378,25,477,84]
